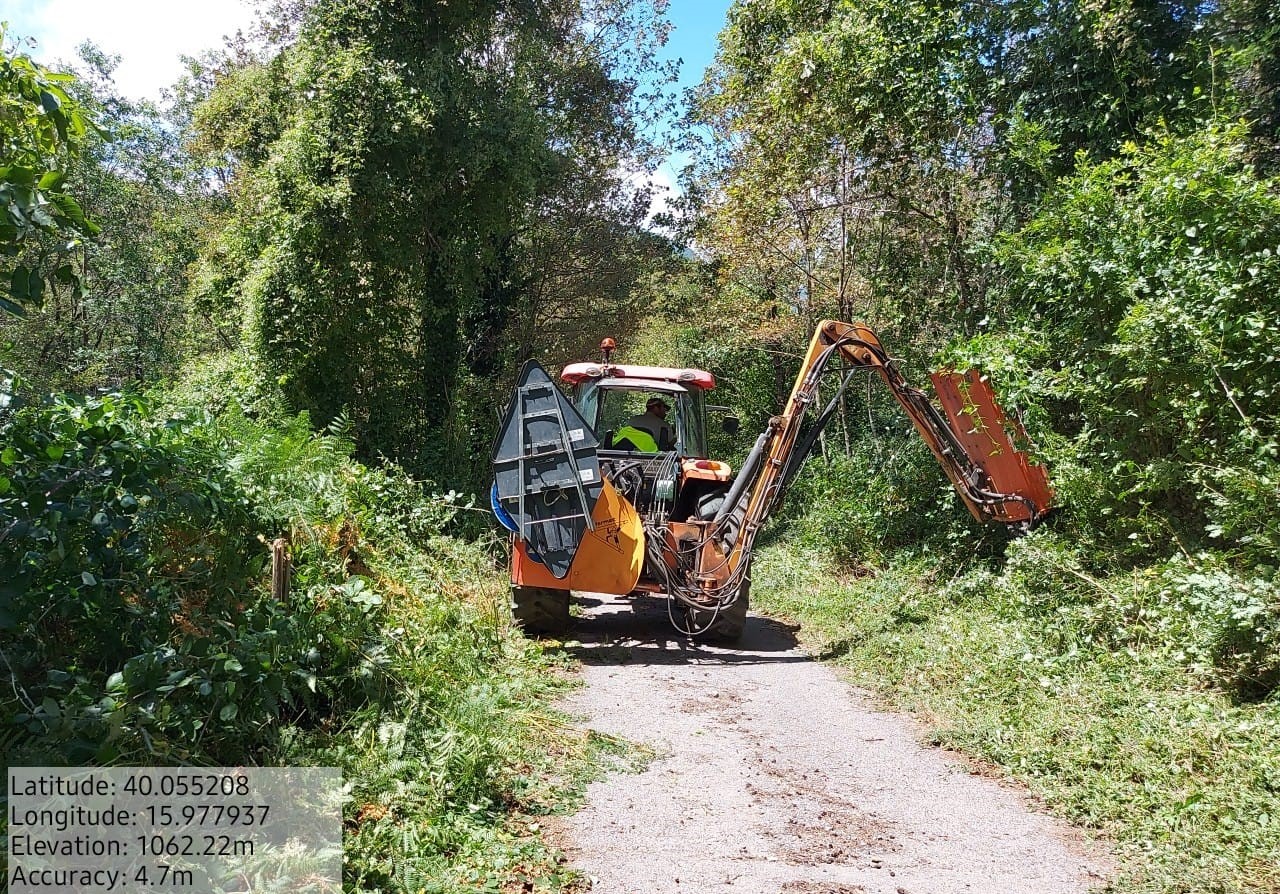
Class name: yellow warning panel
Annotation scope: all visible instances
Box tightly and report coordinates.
[512,477,644,595]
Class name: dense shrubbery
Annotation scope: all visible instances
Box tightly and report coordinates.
[0,389,476,763]
[938,127,1280,701]
[1,394,268,761]
[0,381,583,889]
[994,532,1280,697]
[954,126,1280,567]
[782,435,993,569]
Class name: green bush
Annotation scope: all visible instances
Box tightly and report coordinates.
[1,394,266,761]
[160,351,290,423]
[956,124,1280,564]
[1,387,586,888]
[990,531,1280,698]
[0,394,389,762]
[0,389,485,764]
[782,433,998,569]
[1160,555,1280,698]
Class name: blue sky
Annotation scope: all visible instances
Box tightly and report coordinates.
[664,0,734,94]
[648,1,735,203]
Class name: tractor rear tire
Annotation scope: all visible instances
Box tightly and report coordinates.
[685,580,749,644]
[511,585,570,635]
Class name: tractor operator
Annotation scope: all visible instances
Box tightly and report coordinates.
[615,396,675,452]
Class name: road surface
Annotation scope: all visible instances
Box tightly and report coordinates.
[554,593,1110,894]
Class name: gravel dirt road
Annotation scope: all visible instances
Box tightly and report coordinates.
[555,592,1111,894]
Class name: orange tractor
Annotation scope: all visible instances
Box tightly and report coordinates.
[491,321,1053,640]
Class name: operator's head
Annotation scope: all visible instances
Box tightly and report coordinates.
[646,396,670,418]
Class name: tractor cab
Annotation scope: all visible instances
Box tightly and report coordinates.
[561,352,717,456]
[560,357,730,522]
[567,375,706,457]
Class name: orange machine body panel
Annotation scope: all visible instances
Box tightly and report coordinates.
[680,458,732,483]
[931,370,1054,523]
[511,477,644,593]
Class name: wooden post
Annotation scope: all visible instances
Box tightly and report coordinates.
[271,538,291,601]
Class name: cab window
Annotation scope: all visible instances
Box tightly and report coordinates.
[573,383,707,457]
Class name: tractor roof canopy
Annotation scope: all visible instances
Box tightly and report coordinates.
[561,363,715,389]
[589,376,687,393]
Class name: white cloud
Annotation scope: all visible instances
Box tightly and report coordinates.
[620,160,686,228]
[1,0,258,100]
[643,164,678,221]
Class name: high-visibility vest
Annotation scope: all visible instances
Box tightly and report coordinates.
[614,425,658,452]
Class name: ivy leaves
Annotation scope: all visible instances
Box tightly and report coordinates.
[189,0,665,468]
[0,30,101,316]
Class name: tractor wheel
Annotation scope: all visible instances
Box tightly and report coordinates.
[685,579,750,644]
[510,585,570,635]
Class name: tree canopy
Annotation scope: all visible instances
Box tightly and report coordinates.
[3,2,1280,889]
[189,0,674,469]
[0,29,99,317]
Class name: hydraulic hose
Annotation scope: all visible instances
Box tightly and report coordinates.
[713,429,771,525]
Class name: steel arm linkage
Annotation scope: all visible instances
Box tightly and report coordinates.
[667,321,1049,612]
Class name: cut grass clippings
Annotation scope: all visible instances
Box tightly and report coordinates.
[752,542,1280,894]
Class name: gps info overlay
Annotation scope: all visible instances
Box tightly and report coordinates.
[8,767,341,893]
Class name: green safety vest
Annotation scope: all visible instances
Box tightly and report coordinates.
[614,425,659,452]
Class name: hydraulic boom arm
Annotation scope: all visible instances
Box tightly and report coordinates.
[701,321,1052,595]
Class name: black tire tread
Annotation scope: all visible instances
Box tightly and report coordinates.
[511,585,570,635]
[686,582,749,643]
